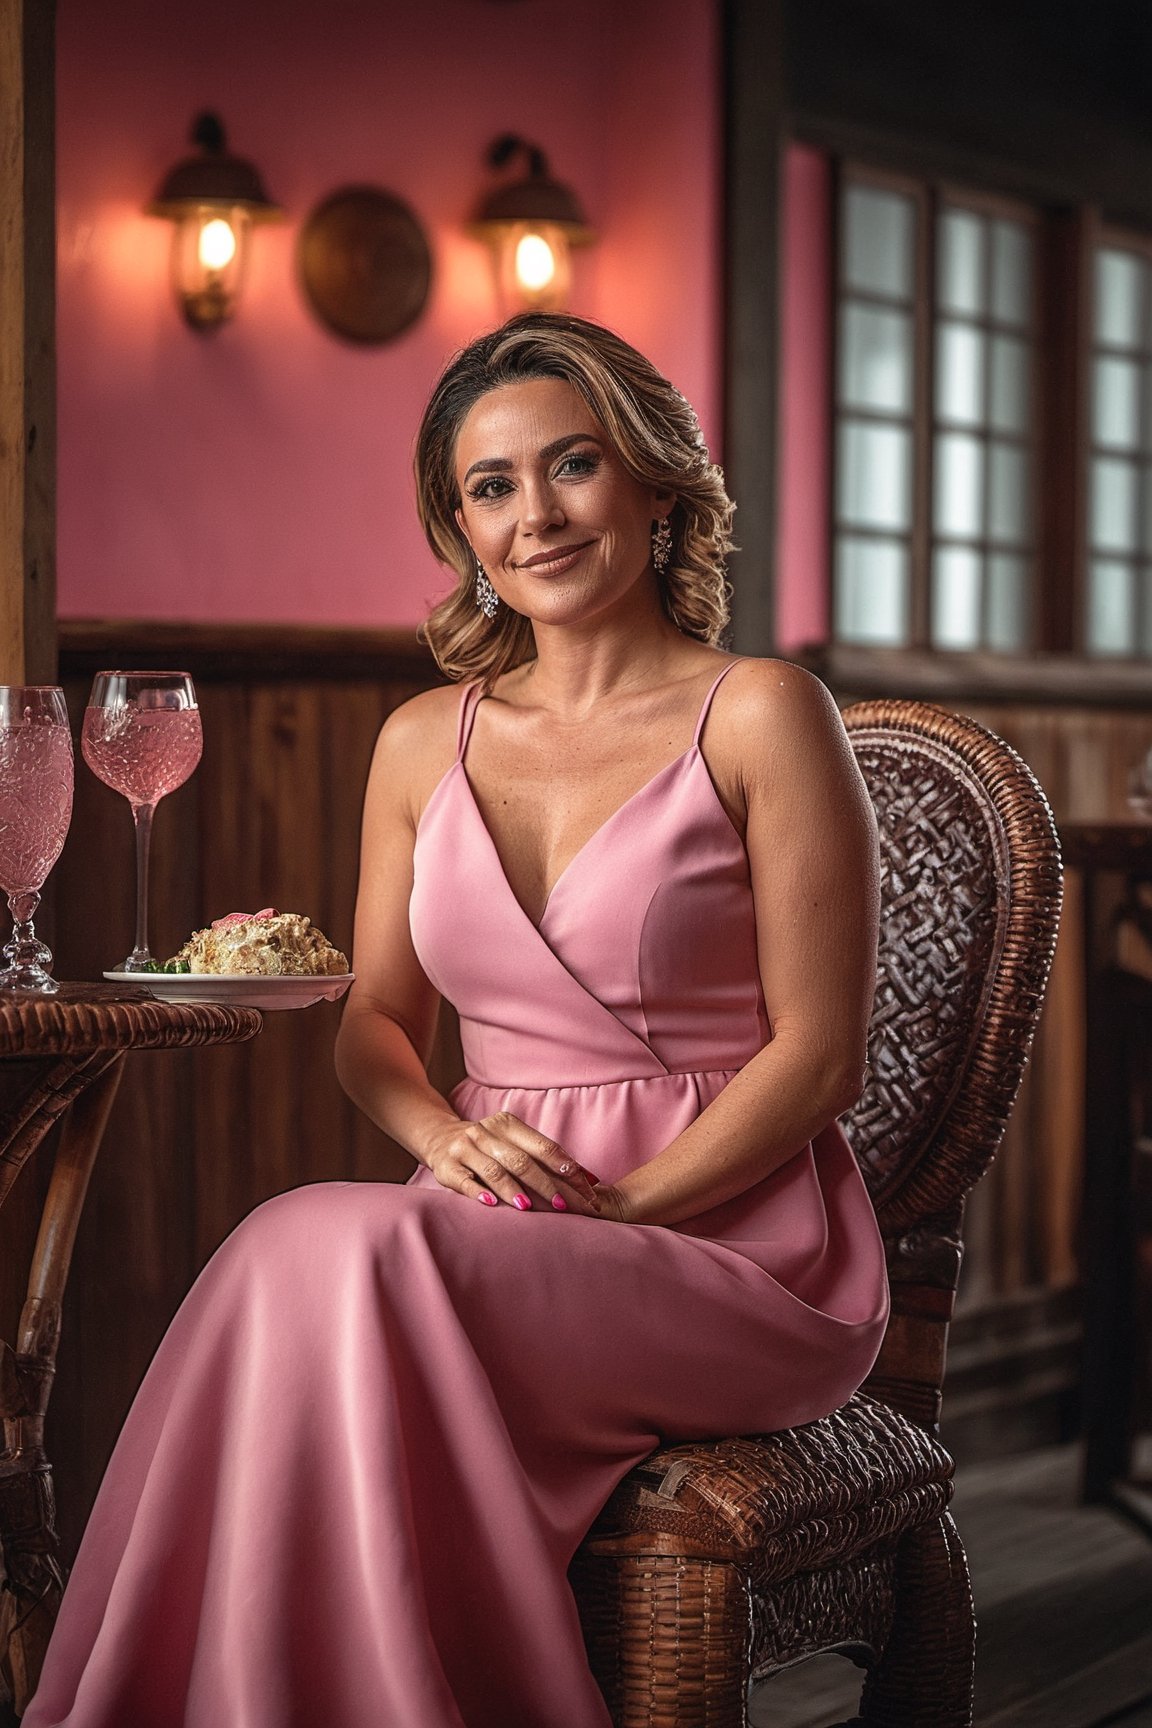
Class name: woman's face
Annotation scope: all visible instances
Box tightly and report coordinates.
[452,377,672,629]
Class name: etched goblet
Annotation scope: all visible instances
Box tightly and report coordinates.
[0,686,74,993]
[81,672,202,972]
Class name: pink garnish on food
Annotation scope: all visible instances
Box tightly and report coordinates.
[211,908,278,929]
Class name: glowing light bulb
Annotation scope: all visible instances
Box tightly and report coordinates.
[198,217,237,271]
[515,232,557,293]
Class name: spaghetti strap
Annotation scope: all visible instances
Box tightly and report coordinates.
[455,683,484,762]
[692,659,743,748]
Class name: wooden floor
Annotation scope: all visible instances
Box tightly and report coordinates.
[750,1443,1152,1727]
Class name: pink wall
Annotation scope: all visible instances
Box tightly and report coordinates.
[56,0,720,627]
[776,143,832,651]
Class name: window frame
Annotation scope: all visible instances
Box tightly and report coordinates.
[831,163,1045,657]
[1085,225,1152,657]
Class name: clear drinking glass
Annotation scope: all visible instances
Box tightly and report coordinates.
[0,686,74,993]
[81,672,203,971]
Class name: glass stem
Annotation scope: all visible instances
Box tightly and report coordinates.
[133,802,155,959]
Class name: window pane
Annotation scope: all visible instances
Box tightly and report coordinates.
[1091,456,1139,551]
[1143,465,1152,554]
[837,421,912,530]
[988,441,1029,544]
[936,322,984,426]
[1095,249,1144,349]
[1087,559,1136,653]
[932,546,982,649]
[844,187,914,298]
[1093,356,1142,449]
[989,335,1029,433]
[934,433,984,535]
[835,536,909,645]
[991,221,1031,327]
[938,210,985,316]
[987,555,1029,649]
[839,304,913,412]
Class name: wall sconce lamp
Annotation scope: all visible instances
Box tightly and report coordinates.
[470,134,593,313]
[146,112,282,331]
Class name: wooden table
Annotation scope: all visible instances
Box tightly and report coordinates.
[0,984,260,1715]
[1061,825,1152,1533]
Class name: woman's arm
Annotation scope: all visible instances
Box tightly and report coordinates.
[334,692,600,1215]
[605,661,878,1227]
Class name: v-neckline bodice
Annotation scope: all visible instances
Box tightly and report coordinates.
[457,746,701,932]
[422,661,744,933]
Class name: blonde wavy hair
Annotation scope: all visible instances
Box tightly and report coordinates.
[415,312,734,686]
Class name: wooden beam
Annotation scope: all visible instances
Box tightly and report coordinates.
[723,0,785,655]
[0,0,56,686]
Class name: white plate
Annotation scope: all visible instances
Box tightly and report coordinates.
[102,971,354,1011]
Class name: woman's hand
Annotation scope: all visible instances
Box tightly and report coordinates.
[423,1112,602,1216]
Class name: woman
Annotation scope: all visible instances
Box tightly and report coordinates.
[25,314,888,1728]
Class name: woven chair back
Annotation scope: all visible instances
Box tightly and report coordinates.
[842,701,1062,1426]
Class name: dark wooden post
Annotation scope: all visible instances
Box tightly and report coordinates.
[0,0,56,686]
[723,0,785,657]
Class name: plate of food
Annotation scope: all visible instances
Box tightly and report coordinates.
[104,910,354,1011]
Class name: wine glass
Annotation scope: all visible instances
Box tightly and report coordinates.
[81,672,202,972]
[0,687,74,993]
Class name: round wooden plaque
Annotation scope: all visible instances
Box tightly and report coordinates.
[298,186,432,345]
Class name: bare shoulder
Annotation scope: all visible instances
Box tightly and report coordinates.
[365,683,465,825]
[707,657,850,780]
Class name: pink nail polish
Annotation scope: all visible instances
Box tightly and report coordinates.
[513,1194,531,1211]
[477,1192,497,1207]
[551,1194,568,1211]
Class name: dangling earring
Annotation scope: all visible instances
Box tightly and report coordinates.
[474,559,499,620]
[652,517,673,574]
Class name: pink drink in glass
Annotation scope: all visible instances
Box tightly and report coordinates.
[81,706,203,808]
[0,721,74,894]
[0,686,74,992]
[82,671,202,971]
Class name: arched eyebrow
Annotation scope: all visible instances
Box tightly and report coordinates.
[461,432,604,487]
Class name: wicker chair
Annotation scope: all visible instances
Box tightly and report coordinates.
[569,700,1063,1728]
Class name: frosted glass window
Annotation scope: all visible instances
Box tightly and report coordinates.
[1093,356,1141,449]
[1091,457,1139,551]
[844,187,914,298]
[936,322,984,425]
[989,336,1029,433]
[938,211,985,316]
[1095,250,1143,349]
[991,221,1031,327]
[839,305,913,412]
[932,547,981,649]
[986,555,1029,650]
[835,537,909,645]
[988,442,1029,544]
[934,433,984,536]
[1087,559,1135,654]
[837,421,911,530]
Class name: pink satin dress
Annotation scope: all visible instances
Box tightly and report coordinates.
[26,662,889,1728]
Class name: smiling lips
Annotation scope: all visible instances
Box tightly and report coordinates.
[515,540,596,575]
